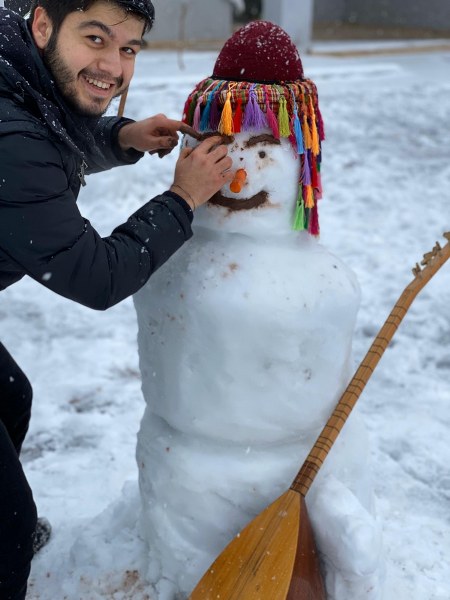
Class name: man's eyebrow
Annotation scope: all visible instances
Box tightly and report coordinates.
[78,20,144,47]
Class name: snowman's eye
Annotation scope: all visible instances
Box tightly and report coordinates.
[259,151,267,159]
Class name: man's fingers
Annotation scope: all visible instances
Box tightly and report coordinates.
[166,119,184,132]
[207,144,230,164]
[218,163,234,183]
[179,147,194,159]
[157,136,178,148]
[221,163,234,179]
[155,127,180,140]
[197,135,226,153]
[151,115,183,135]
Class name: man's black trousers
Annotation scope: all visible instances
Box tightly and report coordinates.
[0,342,37,600]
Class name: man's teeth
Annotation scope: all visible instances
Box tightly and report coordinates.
[86,77,111,90]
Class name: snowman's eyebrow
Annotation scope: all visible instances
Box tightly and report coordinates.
[245,134,281,148]
[189,131,235,144]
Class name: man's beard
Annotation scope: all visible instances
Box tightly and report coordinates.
[42,33,124,118]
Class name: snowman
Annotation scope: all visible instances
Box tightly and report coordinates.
[134,21,384,600]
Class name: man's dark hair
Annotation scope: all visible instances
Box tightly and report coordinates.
[28,0,155,35]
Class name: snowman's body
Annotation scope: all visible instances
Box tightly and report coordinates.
[134,131,383,599]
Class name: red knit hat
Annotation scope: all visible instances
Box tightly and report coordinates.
[213,20,304,82]
[182,21,324,236]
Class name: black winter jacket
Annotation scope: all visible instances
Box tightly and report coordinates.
[0,10,193,310]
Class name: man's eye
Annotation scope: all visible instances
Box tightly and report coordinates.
[122,47,137,56]
[88,35,102,44]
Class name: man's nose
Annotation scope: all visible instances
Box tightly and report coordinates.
[97,50,122,79]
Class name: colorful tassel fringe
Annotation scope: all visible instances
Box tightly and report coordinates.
[219,90,233,135]
[243,85,268,130]
[293,190,306,231]
[182,77,324,236]
[278,95,290,138]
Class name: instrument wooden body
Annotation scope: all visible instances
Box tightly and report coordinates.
[190,489,325,600]
[190,232,450,599]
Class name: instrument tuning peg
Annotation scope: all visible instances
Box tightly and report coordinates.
[421,252,433,266]
[412,263,422,276]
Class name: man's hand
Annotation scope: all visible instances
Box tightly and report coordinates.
[118,114,184,155]
[169,136,234,211]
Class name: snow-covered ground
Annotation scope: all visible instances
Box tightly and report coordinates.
[1,41,449,599]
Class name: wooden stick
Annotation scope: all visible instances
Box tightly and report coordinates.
[291,231,450,497]
[117,89,129,118]
[178,123,203,140]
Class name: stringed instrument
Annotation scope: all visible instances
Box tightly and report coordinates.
[189,232,450,600]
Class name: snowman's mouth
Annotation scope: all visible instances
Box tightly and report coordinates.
[210,191,269,211]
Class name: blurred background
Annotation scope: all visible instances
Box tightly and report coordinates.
[6,0,450,51]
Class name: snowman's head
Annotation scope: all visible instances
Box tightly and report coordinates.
[183,130,306,237]
[181,21,324,238]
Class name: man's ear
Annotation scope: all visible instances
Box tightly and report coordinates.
[31,6,53,50]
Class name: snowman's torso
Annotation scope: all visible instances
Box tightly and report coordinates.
[135,229,359,444]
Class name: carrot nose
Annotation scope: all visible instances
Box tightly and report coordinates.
[229,169,247,194]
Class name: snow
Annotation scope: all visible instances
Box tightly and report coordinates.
[0,41,448,599]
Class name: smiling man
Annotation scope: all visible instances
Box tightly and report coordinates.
[0,1,233,598]
[34,3,143,116]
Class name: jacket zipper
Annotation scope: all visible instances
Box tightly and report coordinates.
[78,160,88,186]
